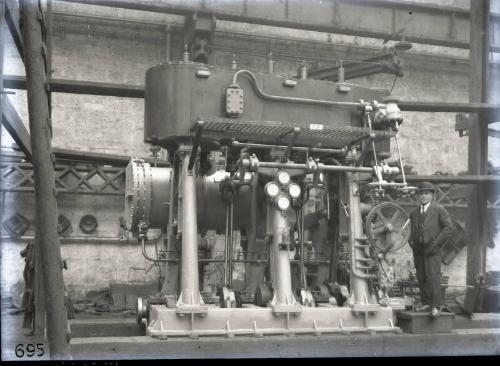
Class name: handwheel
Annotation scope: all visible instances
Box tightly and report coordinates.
[365,202,410,253]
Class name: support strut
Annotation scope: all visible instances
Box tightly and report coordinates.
[176,146,206,312]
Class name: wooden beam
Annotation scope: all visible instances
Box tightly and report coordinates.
[1,95,32,161]
[4,0,23,61]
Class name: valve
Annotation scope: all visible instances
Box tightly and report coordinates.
[365,202,410,254]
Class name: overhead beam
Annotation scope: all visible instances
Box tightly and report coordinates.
[3,74,144,98]
[487,128,500,139]
[4,74,500,120]
[59,0,477,49]
[398,101,500,124]
[52,147,169,167]
[399,174,500,184]
[1,95,32,161]
[4,0,23,61]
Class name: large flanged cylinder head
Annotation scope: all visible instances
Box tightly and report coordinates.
[125,159,252,235]
[125,158,171,232]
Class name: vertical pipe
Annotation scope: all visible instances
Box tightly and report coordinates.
[338,60,345,83]
[178,149,202,306]
[228,201,234,288]
[19,0,70,358]
[298,62,307,79]
[267,52,274,74]
[165,25,171,62]
[346,172,371,305]
[270,205,295,305]
[223,202,230,285]
[299,207,306,288]
[394,134,406,185]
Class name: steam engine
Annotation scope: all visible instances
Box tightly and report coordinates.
[125,60,415,337]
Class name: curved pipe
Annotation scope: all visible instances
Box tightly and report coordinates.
[231,69,362,108]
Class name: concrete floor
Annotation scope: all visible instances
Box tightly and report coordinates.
[2,308,500,360]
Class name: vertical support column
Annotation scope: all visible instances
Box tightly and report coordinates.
[19,0,69,358]
[176,146,204,309]
[466,0,490,308]
[345,172,374,307]
[269,203,299,311]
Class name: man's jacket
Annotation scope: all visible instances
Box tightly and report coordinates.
[409,202,453,256]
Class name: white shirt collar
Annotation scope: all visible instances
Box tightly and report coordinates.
[421,202,430,213]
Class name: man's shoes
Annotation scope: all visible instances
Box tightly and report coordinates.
[430,307,440,317]
[416,305,430,312]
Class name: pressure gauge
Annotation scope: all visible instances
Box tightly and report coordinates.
[265,182,280,198]
[288,183,301,198]
[276,171,291,186]
[276,195,291,211]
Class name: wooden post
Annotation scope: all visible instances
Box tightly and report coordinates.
[465,0,490,310]
[19,0,70,358]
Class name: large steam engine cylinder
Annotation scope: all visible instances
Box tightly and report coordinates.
[126,60,412,338]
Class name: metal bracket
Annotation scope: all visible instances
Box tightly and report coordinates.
[188,120,204,171]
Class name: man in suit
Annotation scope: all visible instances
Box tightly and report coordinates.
[409,181,453,317]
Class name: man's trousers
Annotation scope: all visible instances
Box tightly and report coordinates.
[413,253,442,308]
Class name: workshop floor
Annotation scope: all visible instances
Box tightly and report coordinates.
[1,294,134,361]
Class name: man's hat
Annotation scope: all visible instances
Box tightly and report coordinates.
[417,181,436,192]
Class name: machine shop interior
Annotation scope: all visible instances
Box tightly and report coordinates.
[1,0,500,360]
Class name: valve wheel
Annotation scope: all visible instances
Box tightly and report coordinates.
[365,202,410,253]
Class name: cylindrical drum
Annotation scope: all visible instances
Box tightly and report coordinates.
[125,159,170,232]
[125,159,251,234]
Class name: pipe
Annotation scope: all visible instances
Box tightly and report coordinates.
[223,201,230,285]
[0,235,136,244]
[345,172,377,310]
[231,141,346,155]
[20,0,70,358]
[231,69,368,108]
[228,201,234,287]
[258,161,373,173]
[393,133,407,185]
